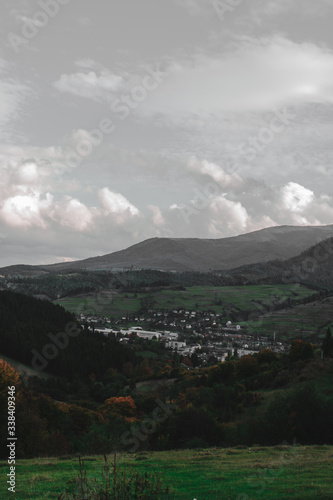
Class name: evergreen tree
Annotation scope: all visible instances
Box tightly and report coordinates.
[322,327,333,358]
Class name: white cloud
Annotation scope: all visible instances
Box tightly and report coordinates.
[148,204,165,226]
[50,197,94,232]
[0,191,53,229]
[75,58,98,69]
[14,162,39,184]
[250,0,332,24]
[187,156,242,188]
[0,77,29,140]
[142,36,333,118]
[98,187,140,216]
[53,70,123,100]
[209,196,250,234]
[281,182,314,212]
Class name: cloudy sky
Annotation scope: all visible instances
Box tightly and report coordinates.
[1,0,333,266]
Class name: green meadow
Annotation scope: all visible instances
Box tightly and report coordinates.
[54,284,315,319]
[243,295,333,341]
[2,446,333,499]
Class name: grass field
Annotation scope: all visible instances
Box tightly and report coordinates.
[54,284,315,319]
[243,296,333,341]
[2,446,333,499]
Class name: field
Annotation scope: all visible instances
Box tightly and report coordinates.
[243,295,333,342]
[54,284,315,319]
[2,446,333,499]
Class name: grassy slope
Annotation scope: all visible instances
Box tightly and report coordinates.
[54,284,315,319]
[2,446,333,499]
[244,295,333,341]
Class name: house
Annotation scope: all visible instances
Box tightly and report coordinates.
[132,330,162,340]
[166,340,186,350]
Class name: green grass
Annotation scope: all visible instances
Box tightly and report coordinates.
[54,284,315,319]
[2,446,333,499]
[244,296,333,341]
[54,292,146,318]
[135,350,158,358]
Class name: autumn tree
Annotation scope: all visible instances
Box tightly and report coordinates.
[102,396,136,418]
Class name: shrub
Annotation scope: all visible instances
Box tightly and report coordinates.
[59,454,170,499]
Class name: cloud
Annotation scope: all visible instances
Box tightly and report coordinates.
[0,190,53,229]
[281,182,314,212]
[187,156,243,188]
[249,0,332,24]
[174,0,212,15]
[13,162,39,184]
[142,36,333,118]
[0,74,29,140]
[50,197,94,232]
[209,196,250,234]
[53,70,123,100]
[148,204,165,226]
[75,58,98,69]
[98,187,140,216]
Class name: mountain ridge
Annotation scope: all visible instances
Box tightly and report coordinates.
[1,224,333,275]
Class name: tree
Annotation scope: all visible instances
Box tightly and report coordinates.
[237,355,259,379]
[103,396,136,418]
[190,352,200,367]
[289,340,314,361]
[322,327,333,358]
[256,348,278,365]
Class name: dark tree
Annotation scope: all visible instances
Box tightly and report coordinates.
[323,327,333,358]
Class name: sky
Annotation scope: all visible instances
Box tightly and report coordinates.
[1,0,333,266]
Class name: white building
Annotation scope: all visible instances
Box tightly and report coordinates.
[166,340,186,350]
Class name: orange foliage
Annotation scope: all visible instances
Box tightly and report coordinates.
[103,396,136,417]
[0,359,20,399]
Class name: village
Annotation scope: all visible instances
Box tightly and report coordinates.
[78,307,288,366]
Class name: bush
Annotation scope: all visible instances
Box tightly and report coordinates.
[157,407,224,449]
[251,382,333,445]
[60,454,171,499]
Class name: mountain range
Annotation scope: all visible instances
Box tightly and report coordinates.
[1,224,333,275]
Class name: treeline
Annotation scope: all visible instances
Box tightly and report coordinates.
[4,272,109,299]
[1,289,333,458]
[0,290,136,380]
[1,339,333,458]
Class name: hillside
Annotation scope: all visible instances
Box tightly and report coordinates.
[1,224,333,274]
[0,290,136,379]
[224,236,333,287]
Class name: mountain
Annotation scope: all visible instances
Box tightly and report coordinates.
[1,224,333,275]
[225,235,333,287]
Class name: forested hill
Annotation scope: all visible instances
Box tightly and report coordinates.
[223,237,333,288]
[0,290,74,331]
[0,290,136,379]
